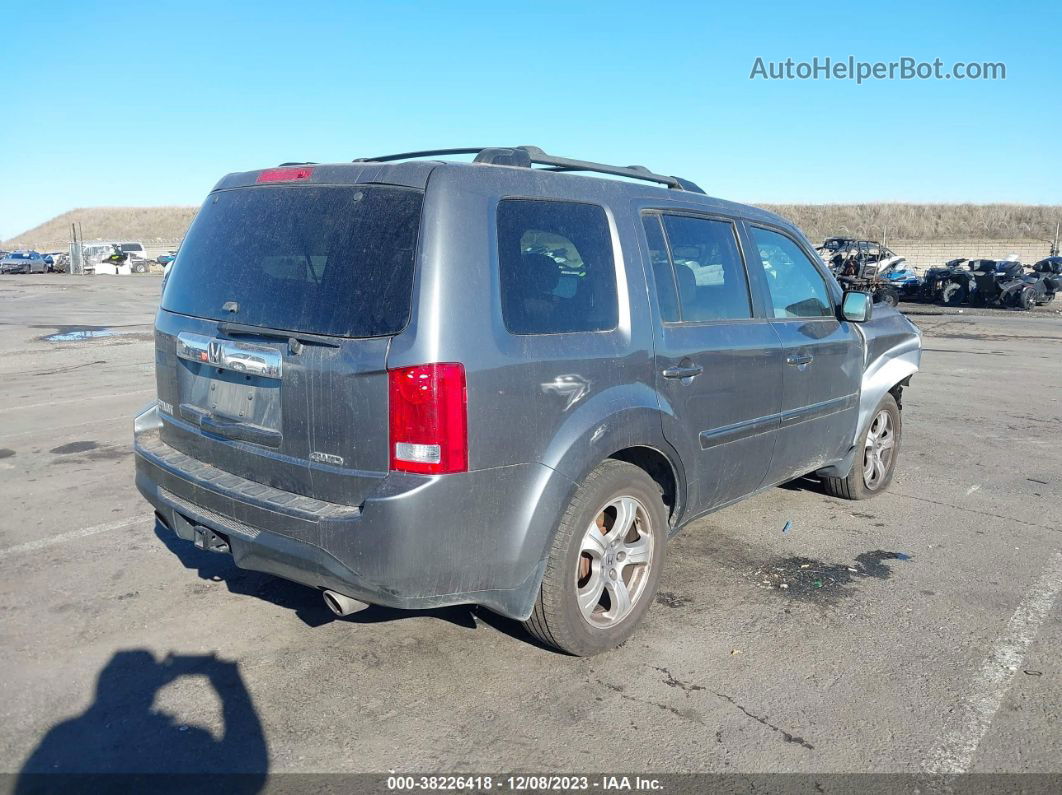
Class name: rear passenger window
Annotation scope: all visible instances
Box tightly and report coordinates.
[659,215,752,321]
[497,200,618,335]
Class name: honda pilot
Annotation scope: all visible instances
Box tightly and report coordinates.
[134,146,921,655]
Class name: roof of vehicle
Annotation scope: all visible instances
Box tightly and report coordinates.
[2,250,41,258]
[210,145,797,234]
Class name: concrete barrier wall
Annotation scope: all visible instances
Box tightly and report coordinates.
[888,239,1053,270]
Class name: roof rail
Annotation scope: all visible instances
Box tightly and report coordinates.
[353,145,704,193]
[353,148,487,163]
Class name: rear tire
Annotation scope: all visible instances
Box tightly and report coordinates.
[524,460,667,656]
[822,393,901,500]
[941,282,966,306]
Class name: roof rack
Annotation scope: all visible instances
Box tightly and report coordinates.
[353,145,704,194]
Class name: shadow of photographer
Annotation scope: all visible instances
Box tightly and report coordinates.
[17,649,268,793]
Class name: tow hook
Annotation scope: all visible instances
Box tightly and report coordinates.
[193,526,231,554]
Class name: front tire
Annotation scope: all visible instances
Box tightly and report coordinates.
[875,286,899,307]
[524,460,667,656]
[1015,287,1036,310]
[822,393,901,500]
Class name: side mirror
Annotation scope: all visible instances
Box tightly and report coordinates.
[841,290,872,323]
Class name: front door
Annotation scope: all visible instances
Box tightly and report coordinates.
[641,212,785,515]
[744,225,863,485]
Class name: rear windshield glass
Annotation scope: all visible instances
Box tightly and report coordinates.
[162,185,423,337]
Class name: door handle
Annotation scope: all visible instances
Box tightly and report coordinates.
[662,364,704,379]
[786,353,814,366]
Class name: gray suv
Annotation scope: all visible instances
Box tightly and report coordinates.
[134,146,921,655]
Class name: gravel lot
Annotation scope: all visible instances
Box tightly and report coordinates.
[0,275,1059,779]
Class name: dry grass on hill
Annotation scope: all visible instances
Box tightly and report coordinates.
[3,206,199,250]
[5,203,1061,251]
[757,203,1062,244]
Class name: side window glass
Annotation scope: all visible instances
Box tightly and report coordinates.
[660,215,752,321]
[641,214,678,322]
[497,200,618,335]
[750,227,834,318]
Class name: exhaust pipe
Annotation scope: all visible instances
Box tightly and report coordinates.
[322,590,370,616]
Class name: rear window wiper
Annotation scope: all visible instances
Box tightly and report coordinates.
[217,321,341,350]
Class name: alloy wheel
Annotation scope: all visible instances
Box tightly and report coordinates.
[576,496,654,628]
[863,410,896,490]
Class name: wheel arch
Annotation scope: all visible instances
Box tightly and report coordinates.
[541,383,688,524]
[508,403,687,621]
[607,445,683,527]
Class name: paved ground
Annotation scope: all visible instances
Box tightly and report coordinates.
[0,275,1059,778]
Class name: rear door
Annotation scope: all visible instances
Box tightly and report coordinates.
[642,212,784,513]
[154,183,423,506]
[744,224,862,484]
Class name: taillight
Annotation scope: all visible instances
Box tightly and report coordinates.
[388,363,467,474]
[256,166,314,183]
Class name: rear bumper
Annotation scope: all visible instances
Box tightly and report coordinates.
[134,424,572,620]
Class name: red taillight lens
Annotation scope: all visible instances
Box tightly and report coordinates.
[388,363,467,474]
[256,166,314,183]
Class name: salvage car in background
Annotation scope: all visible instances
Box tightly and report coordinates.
[1029,257,1062,305]
[879,260,923,301]
[941,258,1041,309]
[920,258,970,303]
[117,241,151,273]
[80,242,118,274]
[818,238,908,306]
[817,238,900,268]
[0,251,49,274]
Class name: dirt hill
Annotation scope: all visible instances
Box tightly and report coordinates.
[5,203,1060,251]
[3,207,199,250]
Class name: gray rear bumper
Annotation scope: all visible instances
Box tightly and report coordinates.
[135,429,571,620]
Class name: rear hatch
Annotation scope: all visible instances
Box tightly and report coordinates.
[154,181,423,506]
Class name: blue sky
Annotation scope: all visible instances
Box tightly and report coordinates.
[2,0,1059,239]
